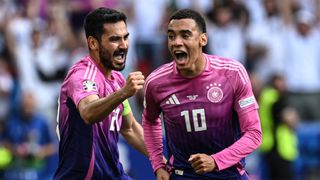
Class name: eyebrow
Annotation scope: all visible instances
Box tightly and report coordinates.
[167,29,192,34]
[109,32,130,40]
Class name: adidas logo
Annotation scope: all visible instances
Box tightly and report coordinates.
[166,94,180,105]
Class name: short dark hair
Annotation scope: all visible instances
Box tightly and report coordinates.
[84,7,127,41]
[169,9,206,33]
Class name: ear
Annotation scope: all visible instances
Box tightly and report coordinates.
[88,36,99,51]
[199,33,208,47]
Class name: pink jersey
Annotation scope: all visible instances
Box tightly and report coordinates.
[142,53,261,178]
[55,56,131,179]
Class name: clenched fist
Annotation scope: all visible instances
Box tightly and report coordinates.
[123,71,145,97]
[188,153,216,174]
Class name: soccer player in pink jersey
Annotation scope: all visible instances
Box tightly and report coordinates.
[142,9,262,179]
[54,8,148,179]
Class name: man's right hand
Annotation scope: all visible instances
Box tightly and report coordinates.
[122,71,145,97]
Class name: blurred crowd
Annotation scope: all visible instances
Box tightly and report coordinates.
[0,0,320,179]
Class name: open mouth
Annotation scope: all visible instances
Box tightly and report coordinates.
[174,51,188,61]
[114,51,126,62]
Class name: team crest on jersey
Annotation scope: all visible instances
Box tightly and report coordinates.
[206,83,223,103]
[83,80,97,92]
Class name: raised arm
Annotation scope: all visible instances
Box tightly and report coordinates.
[78,71,144,124]
[278,0,296,26]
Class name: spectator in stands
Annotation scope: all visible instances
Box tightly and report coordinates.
[245,0,286,85]
[280,0,320,121]
[206,1,246,64]
[2,90,56,180]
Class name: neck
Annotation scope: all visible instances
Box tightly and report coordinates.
[89,53,112,79]
[180,53,206,78]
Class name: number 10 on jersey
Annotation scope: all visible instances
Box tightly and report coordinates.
[181,108,207,132]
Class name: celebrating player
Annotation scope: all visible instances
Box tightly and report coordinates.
[54,7,147,179]
[142,9,262,180]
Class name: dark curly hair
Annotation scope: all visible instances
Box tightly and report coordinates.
[84,7,127,41]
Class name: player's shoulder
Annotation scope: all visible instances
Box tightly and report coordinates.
[206,54,247,74]
[206,54,250,84]
[145,62,174,84]
[67,56,90,72]
[64,56,97,80]
[74,56,94,69]
[206,54,243,68]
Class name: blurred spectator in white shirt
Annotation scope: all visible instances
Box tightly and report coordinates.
[280,0,320,120]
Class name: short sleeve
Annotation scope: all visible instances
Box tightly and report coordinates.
[67,65,99,107]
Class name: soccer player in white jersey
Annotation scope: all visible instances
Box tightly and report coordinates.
[54,8,148,179]
[142,9,262,180]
